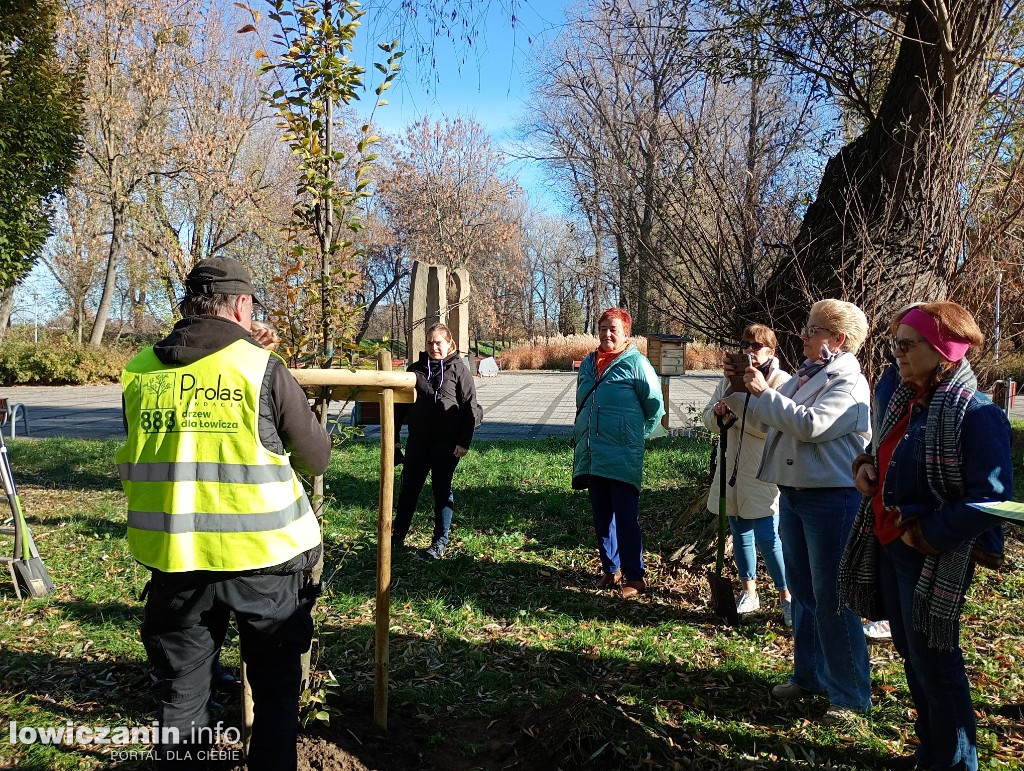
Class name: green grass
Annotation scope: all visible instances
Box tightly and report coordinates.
[1,437,1023,768]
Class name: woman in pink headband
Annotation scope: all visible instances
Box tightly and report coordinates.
[840,301,1010,771]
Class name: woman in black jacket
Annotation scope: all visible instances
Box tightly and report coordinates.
[393,323,483,559]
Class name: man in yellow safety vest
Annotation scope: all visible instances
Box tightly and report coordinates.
[117,257,330,769]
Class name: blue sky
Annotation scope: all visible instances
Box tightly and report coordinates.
[354,1,567,210]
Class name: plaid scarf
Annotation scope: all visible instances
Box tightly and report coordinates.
[838,359,978,650]
[795,346,837,389]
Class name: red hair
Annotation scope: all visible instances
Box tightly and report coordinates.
[598,307,632,335]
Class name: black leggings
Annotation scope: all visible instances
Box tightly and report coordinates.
[393,439,460,545]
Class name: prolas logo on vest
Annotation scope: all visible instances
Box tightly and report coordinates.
[139,372,243,434]
[179,374,244,402]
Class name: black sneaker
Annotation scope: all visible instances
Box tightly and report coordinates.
[421,540,448,560]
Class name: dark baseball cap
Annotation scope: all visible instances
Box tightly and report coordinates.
[184,258,263,305]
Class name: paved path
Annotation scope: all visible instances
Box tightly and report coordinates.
[3,371,1022,441]
[0,371,724,441]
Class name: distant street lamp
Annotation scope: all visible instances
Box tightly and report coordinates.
[32,289,39,345]
[995,269,1004,368]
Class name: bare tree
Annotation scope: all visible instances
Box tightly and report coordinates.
[526,0,695,332]
[375,117,527,336]
[65,0,189,345]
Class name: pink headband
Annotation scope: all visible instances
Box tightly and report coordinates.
[900,307,971,361]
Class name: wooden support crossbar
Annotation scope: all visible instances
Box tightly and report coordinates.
[292,370,417,405]
[291,369,416,389]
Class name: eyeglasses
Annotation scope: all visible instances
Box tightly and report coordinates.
[739,341,765,351]
[890,337,925,354]
[799,325,835,338]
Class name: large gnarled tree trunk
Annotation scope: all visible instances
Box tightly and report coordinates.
[750,0,1000,366]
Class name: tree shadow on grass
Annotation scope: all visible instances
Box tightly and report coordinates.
[322,473,695,555]
[1,594,903,770]
[323,542,714,631]
[8,438,122,491]
[0,647,157,770]
[50,597,142,627]
[311,622,896,770]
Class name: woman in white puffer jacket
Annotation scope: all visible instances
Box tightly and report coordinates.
[703,323,792,623]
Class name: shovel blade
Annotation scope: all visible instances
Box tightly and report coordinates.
[708,574,739,626]
[13,557,55,598]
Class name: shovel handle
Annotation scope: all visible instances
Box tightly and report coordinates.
[714,414,733,576]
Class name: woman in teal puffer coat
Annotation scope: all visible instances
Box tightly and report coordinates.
[572,308,665,598]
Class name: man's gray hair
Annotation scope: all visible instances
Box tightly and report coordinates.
[179,293,238,318]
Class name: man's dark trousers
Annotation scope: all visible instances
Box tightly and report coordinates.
[142,569,316,770]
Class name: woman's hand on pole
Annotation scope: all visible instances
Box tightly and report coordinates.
[711,400,733,417]
[743,367,768,396]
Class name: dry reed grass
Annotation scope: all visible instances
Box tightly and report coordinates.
[498,335,724,371]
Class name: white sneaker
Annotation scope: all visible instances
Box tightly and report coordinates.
[863,620,892,640]
[781,599,793,628]
[736,590,760,614]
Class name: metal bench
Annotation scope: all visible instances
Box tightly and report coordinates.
[0,399,29,439]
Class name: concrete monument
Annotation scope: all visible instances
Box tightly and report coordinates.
[407,261,470,360]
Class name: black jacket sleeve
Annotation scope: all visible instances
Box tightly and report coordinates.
[456,362,483,448]
[267,359,331,476]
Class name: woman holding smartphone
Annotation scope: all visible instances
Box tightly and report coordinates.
[721,300,873,723]
[703,324,792,623]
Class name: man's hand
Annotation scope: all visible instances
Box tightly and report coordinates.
[454,445,469,458]
[250,320,279,351]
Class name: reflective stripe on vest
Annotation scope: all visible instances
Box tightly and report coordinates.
[127,498,307,533]
[118,462,295,484]
[115,339,321,572]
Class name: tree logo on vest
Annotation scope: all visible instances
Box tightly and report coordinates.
[141,373,175,407]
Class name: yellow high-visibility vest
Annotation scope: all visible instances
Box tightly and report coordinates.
[116,339,321,572]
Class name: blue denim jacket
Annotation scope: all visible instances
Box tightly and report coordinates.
[881,390,1009,555]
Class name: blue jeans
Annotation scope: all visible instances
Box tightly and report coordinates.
[588,476,644,581]
[881,538,978,770]
[779,486,871,710]
[729,514,787,590]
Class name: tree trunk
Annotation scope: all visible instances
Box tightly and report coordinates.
[750,0,1000,366]
[90,201,124,346]
[590,224,603,333]
[0,287,16,340]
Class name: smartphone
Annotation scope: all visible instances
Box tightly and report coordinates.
[726,352,752,392]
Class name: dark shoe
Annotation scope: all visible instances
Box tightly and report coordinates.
[771,681,815,701]
[596,570,622,589]
[421,540,448,560]
[997,702,1024,719]
[620,579,646,598]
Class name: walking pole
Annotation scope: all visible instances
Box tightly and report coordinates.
[375,350,395,729]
